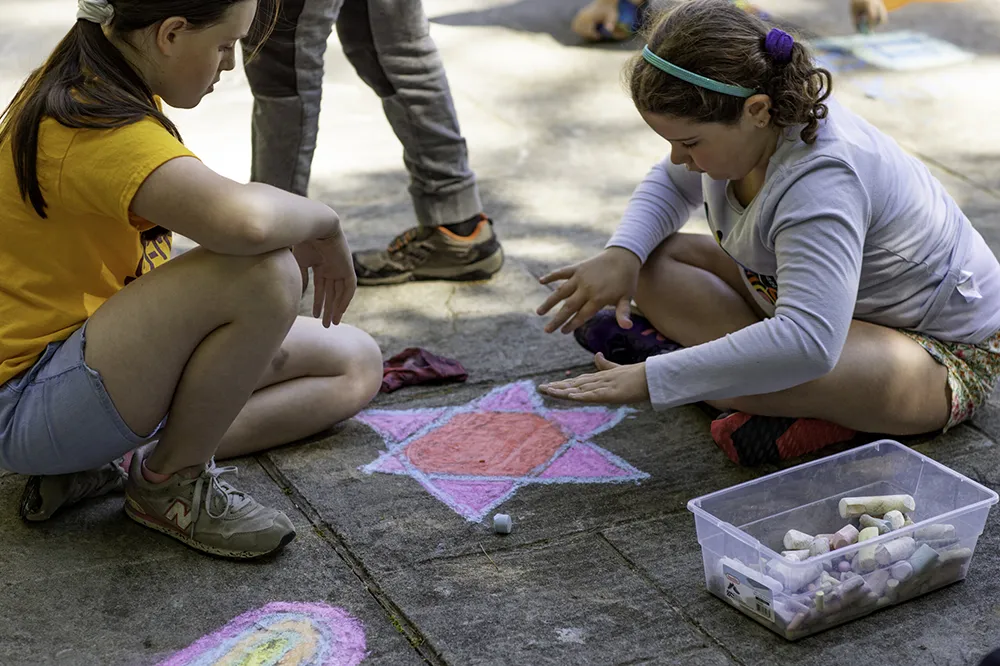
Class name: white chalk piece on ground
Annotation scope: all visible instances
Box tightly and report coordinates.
[839,494,915,519]
[493,514,513,534]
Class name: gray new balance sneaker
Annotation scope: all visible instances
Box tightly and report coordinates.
[19,459,128,522]
[123,450,295,559]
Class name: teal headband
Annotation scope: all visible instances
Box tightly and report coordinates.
[641,46,758,98]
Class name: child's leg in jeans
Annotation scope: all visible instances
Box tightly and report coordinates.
[636,233,950,438]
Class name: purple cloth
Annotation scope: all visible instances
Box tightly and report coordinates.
[381,348,468,393]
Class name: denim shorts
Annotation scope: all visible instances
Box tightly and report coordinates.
[0,322,163,475]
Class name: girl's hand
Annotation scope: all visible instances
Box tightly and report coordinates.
[538,353,649,404]
[571,0,624,41]
[293,230,357,327]
[851,0,888,31]
[536,247,641,334]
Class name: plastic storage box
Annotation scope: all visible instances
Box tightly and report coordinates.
[687,439,998,640]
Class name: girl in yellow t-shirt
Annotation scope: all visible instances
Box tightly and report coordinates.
[0,0,383,559]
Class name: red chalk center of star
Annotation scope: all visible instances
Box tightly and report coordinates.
[358,381,648,521]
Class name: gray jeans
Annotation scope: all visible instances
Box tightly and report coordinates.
[244,0,482,227]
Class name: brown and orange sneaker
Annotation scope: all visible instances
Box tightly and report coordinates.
[352,214,504,286]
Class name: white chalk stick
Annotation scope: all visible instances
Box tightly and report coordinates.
[838,495,915,519]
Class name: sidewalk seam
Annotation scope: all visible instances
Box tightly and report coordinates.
[598,533,748,666]
[411,508,696,566]
[257,453,448,666]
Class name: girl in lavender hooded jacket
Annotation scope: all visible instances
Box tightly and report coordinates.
[537,0,1000,464]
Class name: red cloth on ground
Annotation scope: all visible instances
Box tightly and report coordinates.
[381,348,468,393]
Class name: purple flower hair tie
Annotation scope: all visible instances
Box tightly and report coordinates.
[765,28,794,64]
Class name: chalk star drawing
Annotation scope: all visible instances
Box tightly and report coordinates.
[158,602,367,666]
[357,380,648,521]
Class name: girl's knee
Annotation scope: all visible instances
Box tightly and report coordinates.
[249,250,302,312]
[651,232,716,263]
[209,249,302,322]
[355,332,384,397]
[639,233,716,281]
[338,327,384,406]
[193,248,302,316]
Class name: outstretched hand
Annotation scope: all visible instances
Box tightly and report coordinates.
[536,247,641,334]
[538,353,650,404]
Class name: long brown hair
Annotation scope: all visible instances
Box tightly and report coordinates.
[0,0,278,218]
[628,0,832,144]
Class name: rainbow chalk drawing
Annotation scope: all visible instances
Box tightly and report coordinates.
[358,381,648,521]
[157,602,367,666]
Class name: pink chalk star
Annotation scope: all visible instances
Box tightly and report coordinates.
[357,381,647,521]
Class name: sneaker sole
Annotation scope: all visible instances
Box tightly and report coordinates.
[124,502,296,560]
[357,247,504,286]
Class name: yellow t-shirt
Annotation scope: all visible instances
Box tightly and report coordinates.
[0,113,196,386]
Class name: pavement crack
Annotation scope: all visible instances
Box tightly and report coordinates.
[410,510,700,567]
[598,533,747,666]
[257,454,447,666]
[444,285,459,335]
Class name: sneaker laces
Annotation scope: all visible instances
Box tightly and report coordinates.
[188,460,251,524]
[387,226,432,254]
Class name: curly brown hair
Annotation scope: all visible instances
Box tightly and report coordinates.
[627,0,832,144]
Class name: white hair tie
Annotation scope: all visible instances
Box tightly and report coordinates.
[77,0,115,26]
